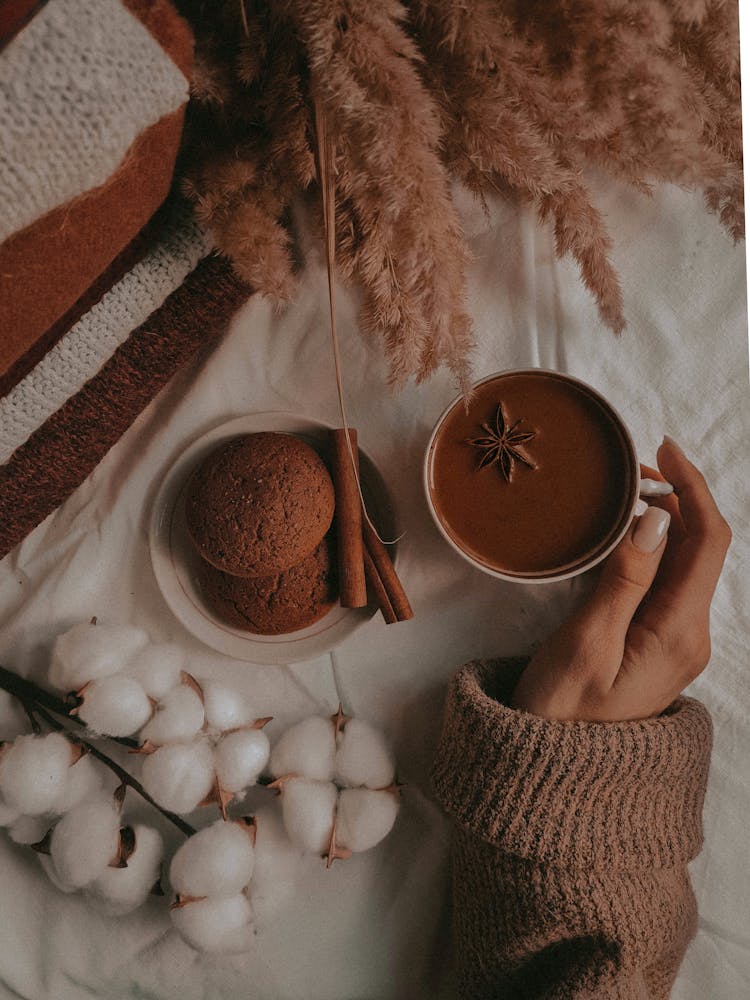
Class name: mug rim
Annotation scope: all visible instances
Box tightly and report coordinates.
[423,368,640,584]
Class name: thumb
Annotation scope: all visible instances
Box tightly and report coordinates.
[574,506,671,647]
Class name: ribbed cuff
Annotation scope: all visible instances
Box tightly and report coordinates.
[431,658,712,870]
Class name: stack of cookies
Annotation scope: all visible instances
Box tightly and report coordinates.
[185,433,339,635]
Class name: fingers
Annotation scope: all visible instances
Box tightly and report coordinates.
[655,437,732,591]
[519,443,730,723]
[639,462,685,538]
[657,437,728,540]
[566,508,670,683]
[629,438,731,693]
[588,508,670,626]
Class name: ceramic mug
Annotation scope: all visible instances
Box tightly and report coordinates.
[423,369,672,584]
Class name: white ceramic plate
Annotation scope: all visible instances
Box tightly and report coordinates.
[149,413,397,663]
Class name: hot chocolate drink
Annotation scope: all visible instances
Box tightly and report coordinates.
[426,371,638,580]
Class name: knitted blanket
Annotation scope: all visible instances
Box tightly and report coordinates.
[0,200,250,558]
[0,0,255,560]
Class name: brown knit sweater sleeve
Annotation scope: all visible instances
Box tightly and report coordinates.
[431,658,713,1000]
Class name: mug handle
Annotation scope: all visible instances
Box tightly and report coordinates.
[634,477,674,517]
[639,478,674,497]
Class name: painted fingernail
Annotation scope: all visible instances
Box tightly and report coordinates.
[634,498,648,517]
[633,506,670,552]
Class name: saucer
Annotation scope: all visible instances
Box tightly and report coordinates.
[150,413,397,663]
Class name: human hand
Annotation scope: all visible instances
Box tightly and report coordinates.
[511,437,732,721]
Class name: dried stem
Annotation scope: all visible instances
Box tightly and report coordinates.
[0,664,195,838]
[0,664,138,749]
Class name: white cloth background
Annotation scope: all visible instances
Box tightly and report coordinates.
[0,179,747,999]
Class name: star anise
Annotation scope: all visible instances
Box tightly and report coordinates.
[466,402,537,483]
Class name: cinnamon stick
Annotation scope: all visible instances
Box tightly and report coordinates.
[362,519,414,622]
[362,546,398,624]
[330,428,367,608]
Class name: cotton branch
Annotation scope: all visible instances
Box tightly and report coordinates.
[0,664,195,838]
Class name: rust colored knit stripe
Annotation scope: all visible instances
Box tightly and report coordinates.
[0,207,165,399]
[0,0,49,53]
[0,106,189,379]
[0,255,251,559]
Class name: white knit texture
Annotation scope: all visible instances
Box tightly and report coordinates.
[0,0,189,244]
[0,205,211,463]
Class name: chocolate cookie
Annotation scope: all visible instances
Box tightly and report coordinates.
[199,535,339,635]
[185,433,335,577]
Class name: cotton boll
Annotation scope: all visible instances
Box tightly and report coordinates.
[88,824,163,915]
[214,730,270,794]
[335,788,399,853]
[9,813,50,846]
[78,675,153,737]
[280,778,337,854]
[0,794,20,827]
[268,717,335,782]
[201,682,255,733]
[52,754,103,814]
[170,819,255,899]
[141,741,215,814]
[39,854,77,894]
[249,807,304,921]
[50,799,121,888]
[125,644,185,701]
[334,718,395,790]
[0,733,73,815]
[140,686,205,747]
[191,921,253,955]
[171,893,253,954]
[49,621,149,692]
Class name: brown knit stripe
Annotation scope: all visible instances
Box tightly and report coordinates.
[0,255,251,560]
[431,658,713,870]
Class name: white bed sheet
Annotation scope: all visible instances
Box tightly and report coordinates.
[0,180,747,1000]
